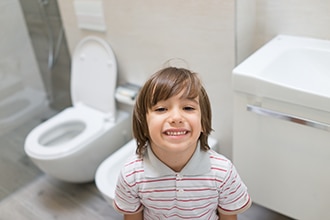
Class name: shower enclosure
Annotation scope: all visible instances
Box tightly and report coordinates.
[0,0,71,134]
[0,0,71,201]
[19,0,71,111]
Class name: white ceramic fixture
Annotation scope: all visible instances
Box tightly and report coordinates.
[24,36,131,183]
[232,35,330,220]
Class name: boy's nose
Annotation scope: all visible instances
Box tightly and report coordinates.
[169,109,183,124]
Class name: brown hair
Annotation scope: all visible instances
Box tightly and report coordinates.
[133,67,213,156]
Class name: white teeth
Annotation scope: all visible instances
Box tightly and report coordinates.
[166,131,187,136]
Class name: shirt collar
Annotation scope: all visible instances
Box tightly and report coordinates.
[144,142,211,177]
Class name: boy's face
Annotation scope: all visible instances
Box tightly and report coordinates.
[146,91,202,154]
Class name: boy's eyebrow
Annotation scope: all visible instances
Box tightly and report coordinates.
[181,97,199,104]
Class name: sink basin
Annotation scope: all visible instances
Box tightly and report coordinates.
[233,35,330,112]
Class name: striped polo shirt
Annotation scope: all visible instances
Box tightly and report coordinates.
[114,143,251,219]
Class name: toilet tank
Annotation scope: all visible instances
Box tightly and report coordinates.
[232,35,330,220]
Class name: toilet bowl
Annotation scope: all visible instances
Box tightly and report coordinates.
[95,137,219,204]
[24,36,132,183]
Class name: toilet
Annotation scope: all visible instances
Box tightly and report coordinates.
[95,137,219,204]
[24,36,132,183]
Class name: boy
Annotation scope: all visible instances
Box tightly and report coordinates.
[114,67,251,219]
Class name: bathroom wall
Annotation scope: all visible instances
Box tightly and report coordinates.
[235,0,256,65]
[237,0,330,63]
[57,0,236,158]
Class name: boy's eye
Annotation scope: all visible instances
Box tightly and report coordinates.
[183,106,195,111]
[155,107,167,112]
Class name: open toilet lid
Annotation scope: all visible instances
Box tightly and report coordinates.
[71,36,117,115]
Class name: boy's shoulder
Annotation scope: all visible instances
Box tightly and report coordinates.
[207,149,233,169]
[122,153,143,170]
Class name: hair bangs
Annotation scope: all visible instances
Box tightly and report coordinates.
[149,68,201,107]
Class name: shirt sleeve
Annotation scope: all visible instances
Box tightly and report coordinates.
[218,161,251,215]
[113,168,143,214]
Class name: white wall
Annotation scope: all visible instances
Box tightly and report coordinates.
[235,0,256,65]
[237,0,330,63]
[57,0,236,158]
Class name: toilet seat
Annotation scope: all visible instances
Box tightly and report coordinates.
[71,36,117,120]
[25,104,105,159]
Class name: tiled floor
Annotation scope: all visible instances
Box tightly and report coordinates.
[0,115,294,220]
[0,175,122,220]
[0,114,47,201]
[240,204,294,220]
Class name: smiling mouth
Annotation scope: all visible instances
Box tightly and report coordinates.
[165,131,188,136]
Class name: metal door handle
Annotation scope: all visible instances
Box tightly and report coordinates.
[247,104,330,132]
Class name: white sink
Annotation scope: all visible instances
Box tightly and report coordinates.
[233,35,330,112]
[232,35,330,220]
